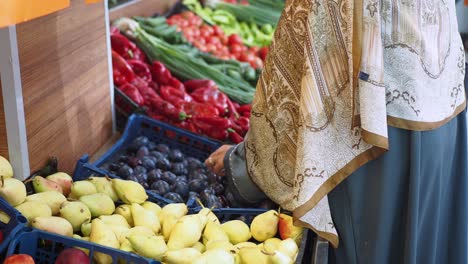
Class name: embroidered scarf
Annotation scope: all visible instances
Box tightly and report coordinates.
[245,0,466,247]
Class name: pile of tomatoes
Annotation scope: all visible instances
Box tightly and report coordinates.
[167,11,268,69]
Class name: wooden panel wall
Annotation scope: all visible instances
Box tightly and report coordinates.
[0,80,8,159]
[16,0,112,173]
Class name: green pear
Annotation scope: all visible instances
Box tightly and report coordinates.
[159,203,187,225]
[112,179,147,204]
[192,241,206,253]
[238,247,270,264]
[32,216,73,237]
[221,220,251,244]
[205,240,236,252]
[81,222,92,237]
[263,237,282,253]
[120,238,134,253]
[70,181,97,199]
[142,201,161,218]
[131,203,160,234]
[192,249,235,264]
[277,238,298,259]
[25,191,66,215]
[79,193,115,218]
[203,221,229,245]
[99,214,130,228]
[0,177,26,206]
[32,176,63,194]
[88,177,118,202]
[115,204,133,226]
[163,248,201,264]
[0,156,13,178]
[15,201,52,225]
[73,234,90,255]
[269,250,293,264]
[167,215,204,250]
[198,208,220,225]
[59,201,91,232]
[0,209,10,224]
[235,242,257,250]
[128,235,167,261]
[46,172,73,196]
[250,210,279,242]
[127,226,155,237]
[89,219,119,264]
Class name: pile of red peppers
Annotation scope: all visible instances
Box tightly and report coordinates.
[111,28,250,143]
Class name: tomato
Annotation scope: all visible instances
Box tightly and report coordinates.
[229,43,244,54]
[249,46,260,54]
[189,16,202,27]
[212,25,224,36]
[206,44,217,53]
[258,46,269,61]
[200,25,214,36]
[252,57,264,68]
[228,34,243,46]
[183,27,194,38]
[182,11,195,19]
[239,52,256,63]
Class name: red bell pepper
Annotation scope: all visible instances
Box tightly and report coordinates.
[119,83,144,106]
[111,34,145,61]
[207,129,229,141]
[228,129,243,144]
[184,79,217,92]
[151,61,172,85]
[192,116,231,132]
[167,77,185,92]
[112,51,135,86]
[147,98,190,121]
[179,120,199,134]
[127,60,152,82]
[160,86,193,106]
[130,77,159,100]
[237,104,252,113]
[258,46,269,62]
[226,99,239,118]
[236,116,250,133]
[190,87,229,113]
[182,102,220,117]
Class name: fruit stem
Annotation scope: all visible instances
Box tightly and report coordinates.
[195,198,205,208]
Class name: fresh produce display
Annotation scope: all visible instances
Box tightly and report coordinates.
[183,0,278,47]
[3,254,35,264]
[164,11,266,68]
[111,30,251,142]
[114,17,256,104]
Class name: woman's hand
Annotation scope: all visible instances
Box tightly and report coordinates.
[205,145,232,176]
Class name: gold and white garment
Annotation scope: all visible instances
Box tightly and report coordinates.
[245,0,466,247]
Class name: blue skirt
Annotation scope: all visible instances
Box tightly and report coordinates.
[328,106,468,262]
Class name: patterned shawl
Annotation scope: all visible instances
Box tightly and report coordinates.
[245,0,466,247]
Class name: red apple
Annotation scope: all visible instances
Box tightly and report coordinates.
[55,248,90,264]
[4,254,35,264]
[278,213,304,245]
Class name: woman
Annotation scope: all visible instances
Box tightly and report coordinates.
[206,0,467,263]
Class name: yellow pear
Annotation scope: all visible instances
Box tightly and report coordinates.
[192,241,206,253]
[0,156,13,178]
[46,172,73,196]
[192,249,235,264]
[198,208,220,225]
[250,210,279,242]
[131,203,161,234]
[88,177,118,202]
[263,237,282,253]
[115,204,133,226]
[32,176,63,194]
[0,177,26,206]
[25,191,66,215]
[73,234,90,255]
[15,201,51,225]
[0,209,10,224]
[277,238,298,259]
[203,221,229,245]
[89,218,119,264]
[270,250,293,264]
[112,179,147,204]
[59,201,91,232]
[99,214,130,228]
[120,238,134,253]
[163,248,202,264]
[81,222,92,237]
[109,224,130,243]
[70,181,97,199]
[167,215,204,250]
[128,235,167,260]
[127,226,155,237]
[142,201,162,218]
[205,240,236,252]
[235,242,257,250]
[238,247,270,264]
[159,203,188,225]
[79,193,115,218]
[32,216,73,237]
[221,220,251,244]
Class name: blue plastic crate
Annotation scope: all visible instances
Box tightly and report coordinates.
[6,229,158,264]
[74,114,222,207]
[0,198,27,258]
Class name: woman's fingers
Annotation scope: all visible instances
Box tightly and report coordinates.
[205,144,232,176]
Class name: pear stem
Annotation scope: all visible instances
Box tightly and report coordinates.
[195,198,205,208]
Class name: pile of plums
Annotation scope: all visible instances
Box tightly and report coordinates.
[106,136,226,208]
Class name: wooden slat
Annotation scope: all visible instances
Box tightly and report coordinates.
[16,0,112,173]
[109,0,178,22]
[0,79,8,159]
